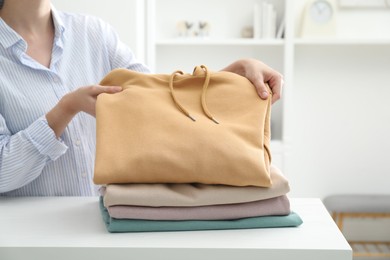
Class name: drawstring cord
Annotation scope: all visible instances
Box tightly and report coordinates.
[169,70,196,121]
[168,65,219,124]
[199,65,219,124]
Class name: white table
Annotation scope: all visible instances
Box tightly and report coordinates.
[0,197,352,260]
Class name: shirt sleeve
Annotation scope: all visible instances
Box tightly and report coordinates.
[0,114,68,193]
[102,21,151,73]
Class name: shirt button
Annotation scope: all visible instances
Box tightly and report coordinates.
[81,172,87,178]
[53,77,60,83]
[75,140,81,146]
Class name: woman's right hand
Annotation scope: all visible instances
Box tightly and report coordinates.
[61,85,122,117]
[46,85,122,138]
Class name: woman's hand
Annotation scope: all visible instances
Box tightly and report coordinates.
[221,58,284,104]
[61,85,122,117]
[46,85,122,138]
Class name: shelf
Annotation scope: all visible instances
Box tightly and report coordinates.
[294,38,390,45]
[157,38,390,46]
[156,38,284,46]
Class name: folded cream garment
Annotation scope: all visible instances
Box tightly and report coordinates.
[107,195,290,220]
[103,165,289,207]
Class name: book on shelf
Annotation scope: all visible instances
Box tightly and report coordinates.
[253,1,279,39]
[276,17,285,39]
[253,2,262,38]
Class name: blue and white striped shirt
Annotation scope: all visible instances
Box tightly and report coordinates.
[0,7,150,196]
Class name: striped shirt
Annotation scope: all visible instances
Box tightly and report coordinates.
[0,6,150,196]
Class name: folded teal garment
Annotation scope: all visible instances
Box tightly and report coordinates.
[99,197,303,233]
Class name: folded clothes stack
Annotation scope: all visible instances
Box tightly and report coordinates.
[98,166,302,233]
[95,67,302,232]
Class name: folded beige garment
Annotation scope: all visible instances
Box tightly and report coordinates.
[103,165,289,207]
[107,195,290,220]
[95,67,272,187]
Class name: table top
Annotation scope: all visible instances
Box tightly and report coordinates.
[0,197,352,260]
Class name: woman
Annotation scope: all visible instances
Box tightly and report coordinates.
[0,0,283,196]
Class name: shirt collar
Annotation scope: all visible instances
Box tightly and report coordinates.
[0,5,65,50]
[0,17,24,49]
[51,5,65,40]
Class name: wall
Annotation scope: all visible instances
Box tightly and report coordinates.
[290,45,390,198]
[289,1,390,199]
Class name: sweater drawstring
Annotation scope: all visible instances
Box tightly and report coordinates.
[168,65,219,124]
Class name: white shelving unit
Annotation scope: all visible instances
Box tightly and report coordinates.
[155,38,285,46]
[146,0,286,71]
[294,38,390,45]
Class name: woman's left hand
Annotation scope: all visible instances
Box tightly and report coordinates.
[221,58,284,104]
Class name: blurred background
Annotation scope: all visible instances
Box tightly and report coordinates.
[52,0,390,258]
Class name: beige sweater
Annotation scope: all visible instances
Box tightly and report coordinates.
[94,66,272,187]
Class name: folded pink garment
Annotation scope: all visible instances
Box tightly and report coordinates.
[107,195,290,220]
[102,165,289,207]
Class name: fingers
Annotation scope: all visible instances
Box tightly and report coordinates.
[241,60,283,104]
[67,85,122,117]
[102,85,122,93]
[88,85,122,96]
[254,80,270,100]
[255,69,284,104]
[268,72,284,104]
